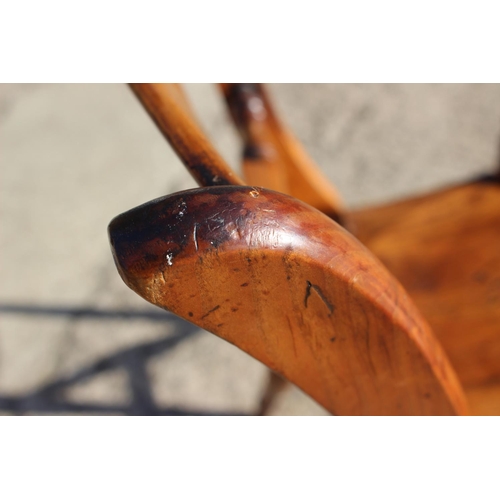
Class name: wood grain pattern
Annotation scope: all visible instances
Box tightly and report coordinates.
[466,382,500,415]
[220,83,344,223]
[109,186,468,415]
[118,82,500,415]
[352,179,500,400]
[129,83,244,187]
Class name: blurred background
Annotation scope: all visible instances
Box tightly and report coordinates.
[1,83,499,415]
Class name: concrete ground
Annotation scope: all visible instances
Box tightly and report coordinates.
[1,83,499,415]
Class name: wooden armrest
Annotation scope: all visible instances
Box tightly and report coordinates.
[108,185,468,415]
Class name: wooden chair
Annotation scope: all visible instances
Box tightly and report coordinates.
[108,83,500,415]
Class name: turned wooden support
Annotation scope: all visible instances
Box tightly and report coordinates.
[220,83,345,223]
[129,83,245,187]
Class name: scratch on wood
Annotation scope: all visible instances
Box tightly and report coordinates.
[356,296,376,375]
[304,281,335,315]
[150,279,160,305]
[201,304,220,319]
[304,281,312,308]
[286,316,298,358]
[193,223,199,251]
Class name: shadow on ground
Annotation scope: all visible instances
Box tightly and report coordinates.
[0,304,249,416]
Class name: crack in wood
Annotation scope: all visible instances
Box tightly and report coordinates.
[201,304,220,319]
[304,281,335,315]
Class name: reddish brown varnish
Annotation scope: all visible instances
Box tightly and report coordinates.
[109,186,468,416]
[220,84,344,223]
[219,85,500,415]
[116,82,500,415]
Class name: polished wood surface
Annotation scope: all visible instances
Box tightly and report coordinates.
[352,179,500,411]
[466,382,500,416]
[220,84,344,223]
[114,82,500,415]
[129,83,244,187]
[109,186,468,415]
